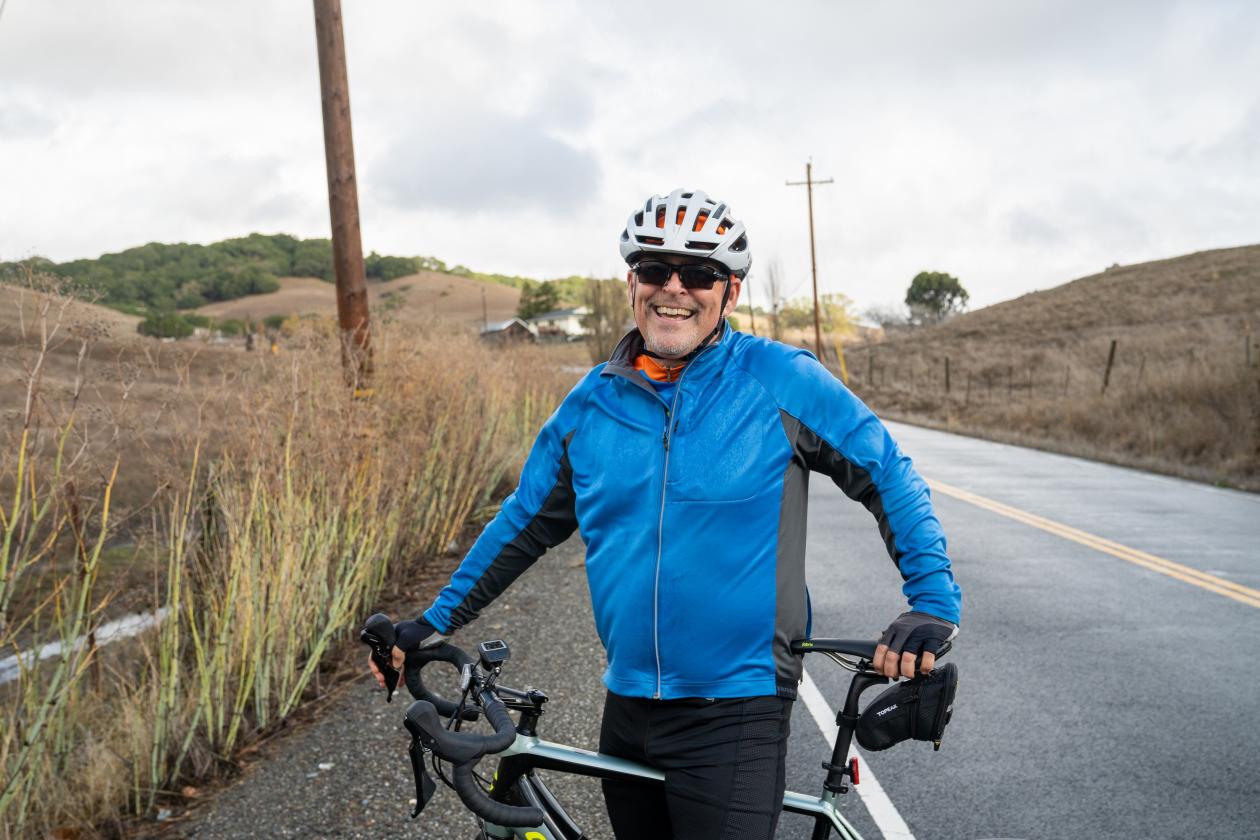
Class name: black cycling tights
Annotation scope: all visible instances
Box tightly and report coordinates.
[598,691,792,840]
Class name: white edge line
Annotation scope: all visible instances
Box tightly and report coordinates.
[0,608,169,685]
[800,666,915,840]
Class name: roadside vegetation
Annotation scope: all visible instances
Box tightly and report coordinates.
[0,274,571,837]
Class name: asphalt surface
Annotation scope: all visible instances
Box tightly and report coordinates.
[183,421,1260,839]
[789,421,1260,840]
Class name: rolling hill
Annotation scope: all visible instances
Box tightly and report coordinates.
[195,271,521,327]
[842,244,1260,490]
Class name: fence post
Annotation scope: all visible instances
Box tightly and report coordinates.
[1101,339,1117,395]
[945,357,951,394]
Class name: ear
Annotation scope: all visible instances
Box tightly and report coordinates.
[626,269,636,307]
[722,275,743,317]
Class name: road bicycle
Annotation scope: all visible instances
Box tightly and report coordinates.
[362,615,953,840]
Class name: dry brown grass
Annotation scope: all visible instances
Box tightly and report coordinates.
[837,244,1260,490]
[1,274,573,837]
[195,271,522,327]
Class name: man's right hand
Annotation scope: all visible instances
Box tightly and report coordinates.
[366,616,445,689]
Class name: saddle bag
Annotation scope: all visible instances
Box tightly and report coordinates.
[855,662,958,752]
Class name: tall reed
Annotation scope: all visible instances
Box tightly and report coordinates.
[1,304,570,837]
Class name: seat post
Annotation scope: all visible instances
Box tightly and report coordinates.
[821,669,887,794]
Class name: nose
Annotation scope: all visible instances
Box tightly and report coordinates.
[659,269,687,294]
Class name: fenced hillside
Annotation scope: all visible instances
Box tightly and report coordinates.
[836,245,1260,490]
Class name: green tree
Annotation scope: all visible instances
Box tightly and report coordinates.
[905,271,968,324]
[365,252,419,281]
[137,311,195,338]
[517,280,563,320]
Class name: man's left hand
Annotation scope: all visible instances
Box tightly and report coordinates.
[872,611,957,680]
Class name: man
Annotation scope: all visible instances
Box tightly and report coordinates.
[371,188,961,839]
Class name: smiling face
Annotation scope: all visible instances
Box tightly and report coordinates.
[626,257,742,360]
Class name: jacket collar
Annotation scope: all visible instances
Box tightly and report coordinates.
[602,324,734,385]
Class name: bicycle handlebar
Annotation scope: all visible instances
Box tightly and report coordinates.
[403,643,481,721]
[397,642,544,827]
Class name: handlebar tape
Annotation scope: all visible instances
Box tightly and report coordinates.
[403,690,516,765]
[404,689,543,826]
[403,643,480,720]
[451,761,545,828]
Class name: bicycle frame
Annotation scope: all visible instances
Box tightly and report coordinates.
[472,640,895,840]
[476,734,864,840]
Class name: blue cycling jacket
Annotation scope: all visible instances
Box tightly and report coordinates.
[424,327,961,700]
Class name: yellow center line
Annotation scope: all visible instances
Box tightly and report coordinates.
[926,478,1260,610]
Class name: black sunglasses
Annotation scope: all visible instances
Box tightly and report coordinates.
[633,259,730,291]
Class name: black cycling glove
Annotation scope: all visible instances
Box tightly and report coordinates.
[878,611,957,657]
[394,616,445,652]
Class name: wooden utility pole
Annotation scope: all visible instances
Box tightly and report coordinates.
[786,161,834,357]
[313,0,371,385]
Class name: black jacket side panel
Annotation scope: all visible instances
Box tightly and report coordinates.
[774,413,811,697]
[788,416,905,578]
[447,432,579,629]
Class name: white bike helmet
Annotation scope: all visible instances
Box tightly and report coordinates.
[619,189,751,278]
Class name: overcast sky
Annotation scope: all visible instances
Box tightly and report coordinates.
[2,0,1257,311]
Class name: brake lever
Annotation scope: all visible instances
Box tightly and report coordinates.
[405,726,437,818]
[361,613,400,703]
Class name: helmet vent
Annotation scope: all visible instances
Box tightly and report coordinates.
[655,205,666,228]
[684,241,713,250]
[621,229,630,241]
[692,210,710,232]
[716,220,731,235]
[634,211,644,226]
[730,234,748,253]
[681,192,693,199]
[636,235,665,246]
[675,206,687,226]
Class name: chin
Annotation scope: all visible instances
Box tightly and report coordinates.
[642,329,698,359]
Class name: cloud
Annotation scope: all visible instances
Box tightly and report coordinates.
[1009,208,1064,245]
[0,96,57,138]
[373,109,601,215]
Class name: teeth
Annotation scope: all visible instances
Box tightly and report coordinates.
[654,306,693,317]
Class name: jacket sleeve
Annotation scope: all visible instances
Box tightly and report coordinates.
[751,346,962,624]
[422,374,591,633]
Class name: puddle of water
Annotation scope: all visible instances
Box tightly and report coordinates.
[0,608,169,685]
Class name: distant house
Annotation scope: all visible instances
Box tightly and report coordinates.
[480,318,537,344]
[528,307,591,340]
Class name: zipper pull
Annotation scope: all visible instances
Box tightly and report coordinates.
[662,410,670,449]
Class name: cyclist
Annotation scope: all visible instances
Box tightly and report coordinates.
[370,188,961,839]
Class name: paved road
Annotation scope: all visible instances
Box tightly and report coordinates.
[784,421,1260,840]
[187,421,1260,839]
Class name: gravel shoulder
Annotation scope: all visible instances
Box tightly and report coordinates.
[179,536,615,839]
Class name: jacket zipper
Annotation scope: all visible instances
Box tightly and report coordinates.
[652,368,689,699]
